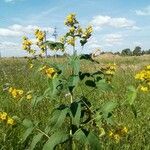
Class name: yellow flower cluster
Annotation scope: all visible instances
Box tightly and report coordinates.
[35,29,45,42]
[22,37,35,54]
[40,66,57,79]
[101,63,117,75]
[34,29,46,53]
[0,112,15,125]
[9,87,24,99]
[64,13,78,26]
[29,63,34,69]
[64,13,93,47]
[67,37,76,46]
[109,126,128,143]
[135,65,150,92]
[82,25,93,39]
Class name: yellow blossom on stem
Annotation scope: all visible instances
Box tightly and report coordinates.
[26,94,32,100]
[0,112,7,120]
[7,117,15,125]
[140,86,148,92]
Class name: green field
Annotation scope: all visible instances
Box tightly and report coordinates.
[0,55,150,150]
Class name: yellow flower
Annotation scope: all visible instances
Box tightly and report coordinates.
[39,65,47,71]
[10,88,24,99]
[29,64,34,69]
[105,70,114,75]
[65,13,76,25]
[45,68,55,78]
[140,86,148,92]
[69,27,75,33]
[146,65,150,70]
[109,131,113,137]
[99,127,105,137]
[26,94,32,100]
[0,112,7,120]
[18,90,24,95]
[121,127,128,134]
[11,89,17,98]
[9,87,13,93]
[114,134,121,143]
[67,37,75,46]
[7,117,15,125]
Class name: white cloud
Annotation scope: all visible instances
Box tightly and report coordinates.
[4,0,23,3]
[135,6,150,16]
[91,15,137,30]
[0,41,20,50]
[103,33,123,45]
[0,24,54,37]
[87,37,101,49]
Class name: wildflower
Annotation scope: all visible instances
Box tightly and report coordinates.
[135,65,150,92]
[146,65,150,70]
[114,134,121,143]
[121,127,128,134]
[45,68,56,78]
[39,65,47,71]
[9,87,13,93]
[99,127,105,137]
[9,87,24,99]
[29,64,34,69]
[67,37,75,46]
[140,86,148,92]
[69,27,75,33]
[105,70,115,75]
[109,131,113,137]
[26,94,32,100]
[7,117,15,125]
[0,112,7,120]
[64,13,78,26]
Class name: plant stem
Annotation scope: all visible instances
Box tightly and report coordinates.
[36,128,50,139]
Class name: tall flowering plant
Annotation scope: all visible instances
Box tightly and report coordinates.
[19,14,139,149]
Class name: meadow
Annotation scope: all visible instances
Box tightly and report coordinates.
[0,54,150,150]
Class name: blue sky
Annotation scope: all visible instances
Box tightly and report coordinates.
[0,0,150,56]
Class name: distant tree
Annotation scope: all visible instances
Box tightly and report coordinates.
[145,49,150,54]
[114,52,120,55]
[133,46,142,56]
[121,48,132,56]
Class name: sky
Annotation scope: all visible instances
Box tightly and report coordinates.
[0,0,150,57]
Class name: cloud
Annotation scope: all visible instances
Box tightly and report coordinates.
[0,24,54,37]
[4,0,23,3]
[0,41,20,50]
[91,15,137,30]
[135,5,150,16]
[87,37,101,49]
[104,33,123,45]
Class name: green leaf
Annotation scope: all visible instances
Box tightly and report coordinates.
[126,86,137,105]
[87,132,101,150]
[70,101,81,127]
[43,131,69,150]
[51,77,63,97]
[69,55,80,75]
[68,75,79,93]
[85,80,96,87]
[49,107,69,131]
[22,119,33,128]
[30,133,43,150]
[96,79,112,91]
[80,54,99,64]
[73,129,87,144]
[79,72,91,80]
[131,104,137,118]
[101,101,117,114]
[21,126,34,143]
[31,95,44,108]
